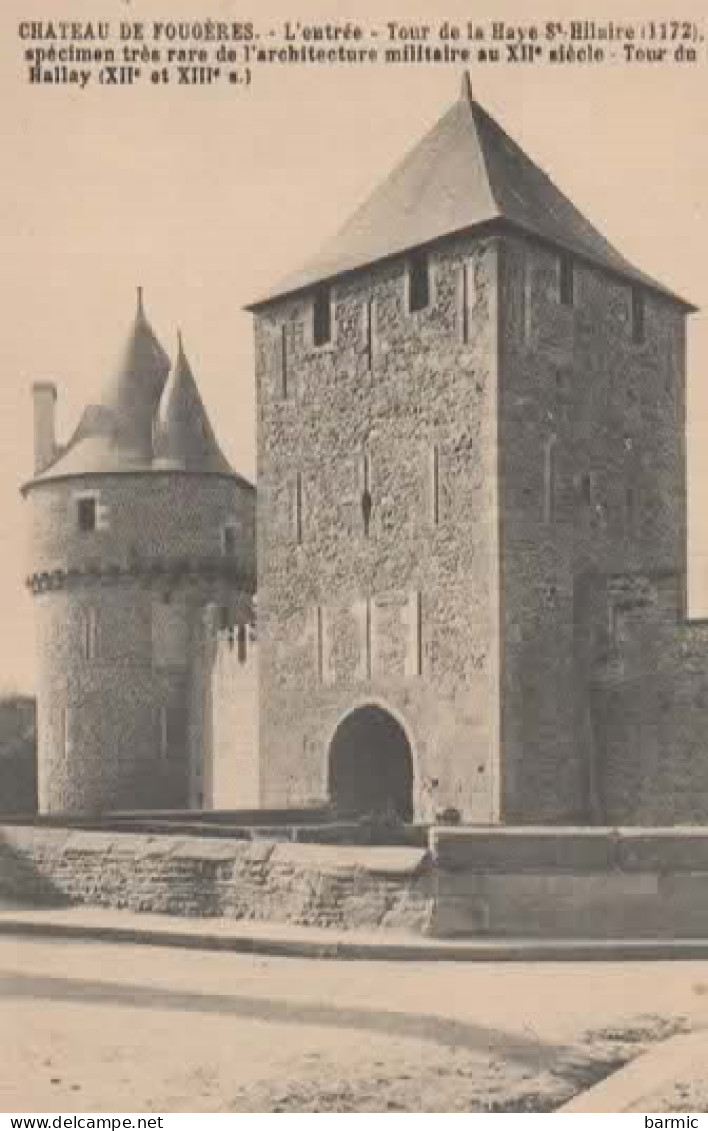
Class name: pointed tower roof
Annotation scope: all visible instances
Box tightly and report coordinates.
[29,289,172,482]
[152,332,233,475]
[248,76,693,309]
[99,286,172,439]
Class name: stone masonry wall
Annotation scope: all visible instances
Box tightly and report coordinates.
[0,826,433,933]
[255,234,501,823]
[34,586,191,812]
[27,473,255,814]
[433,826,708,938]
[27,472,255,578]
[590,572,708,824]
[498,232,688,822]
[9,824,708,939]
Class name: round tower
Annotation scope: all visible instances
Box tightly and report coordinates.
[22,291,255,815]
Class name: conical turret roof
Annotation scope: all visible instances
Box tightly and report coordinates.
[153,332,233,474]
[24,292,239,490]
[248,76,693,309]
[94,285,172,453]
[30,289,171,481]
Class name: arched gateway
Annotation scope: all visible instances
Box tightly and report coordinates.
[328,705,414,821]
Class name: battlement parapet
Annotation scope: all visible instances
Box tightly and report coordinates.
[27,555,255,595]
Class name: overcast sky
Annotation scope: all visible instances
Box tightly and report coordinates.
[1,0,707,691]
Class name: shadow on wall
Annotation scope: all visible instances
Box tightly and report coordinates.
[0,831,69,908]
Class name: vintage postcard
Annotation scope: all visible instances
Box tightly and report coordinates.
[1,0,707,1116]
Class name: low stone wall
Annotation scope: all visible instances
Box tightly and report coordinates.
[7,824,708,940]
[0,826,433,933]
[432,827,708,938]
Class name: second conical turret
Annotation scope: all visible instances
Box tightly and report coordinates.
[153,332,232,474]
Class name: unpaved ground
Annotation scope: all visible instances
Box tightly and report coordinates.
[1,938,707,1112]
[0,1000,688,1113]
[644,1082,708,1113]
[231,1016,691,1112]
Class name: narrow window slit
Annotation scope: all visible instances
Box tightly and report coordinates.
[409,251,430,313]
[431,444,440,525]
[361,453,372,537]
[313,285,332,347]
[316,606,324,683]
[543,436,557,524]
[280,325,288,399]
[365,299,374,370]
[559,254,574,307]
[631,288,645,345]
[294,472,303,545]
[626,486,637,531]
[237,624,248,664]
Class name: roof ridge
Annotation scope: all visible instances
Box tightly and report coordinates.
[465,90,502,221]
[471,100,633,275]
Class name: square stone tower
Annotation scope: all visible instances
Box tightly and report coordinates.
[248,77,693,824]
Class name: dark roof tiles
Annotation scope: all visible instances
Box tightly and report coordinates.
[249,77,691,309]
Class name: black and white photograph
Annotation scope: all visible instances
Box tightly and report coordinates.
[1,0,708,1116]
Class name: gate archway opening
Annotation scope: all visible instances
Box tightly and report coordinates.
[328,705,414,821]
